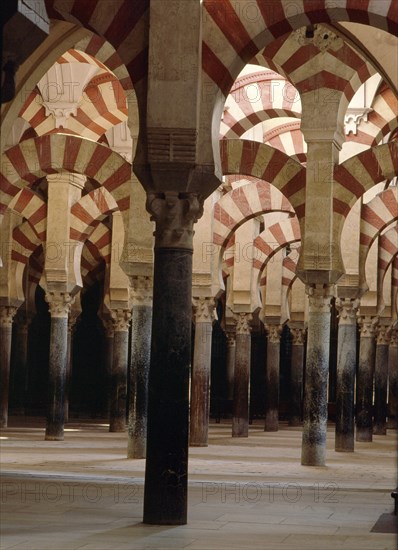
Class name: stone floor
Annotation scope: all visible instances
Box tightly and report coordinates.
[1,418,397,549]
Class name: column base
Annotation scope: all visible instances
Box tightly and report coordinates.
[45,434,64,441]
[373,426,387,436]
[232,419,248,437]
[109,421,126,433]
[356,427,373,442]
[335,433,354,452]
[289,418,302,427]
[127,439,146,459]
[301,444,326,467]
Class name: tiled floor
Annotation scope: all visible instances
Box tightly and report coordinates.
[1,418,397,549]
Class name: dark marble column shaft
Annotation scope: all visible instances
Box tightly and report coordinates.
[103,320,114,417]
[301,286,332,466]
[190,297,215,447]
[128,281,152,458]
[12,315,30,415]
[356,317,376,442]
[109,310,131,433]
[143,192,203,526]
[388,327,398,428]
[289,326,305,427]
[335,298,359,452]
[225,330,236,402]
[373,325,389,436]
[64,318,77,424]
[0,307,16,427]
[46,315,68,441]
[232,313,251,438]
[264,323,282,432]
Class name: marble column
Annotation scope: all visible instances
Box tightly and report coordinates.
[289,326,305,427]
[388,326,398,428]
[335,298,359,452]
[373,324,390,436]
[190,297,215,447]
[225,329,236,403]
[143,192,203,525]
[45,291,73,441]
[103,319,114,417]
[64,315,78,423]
[0,306,17,428]
[264,323,282,432]
[12,312,31,416]
[356,316,377,442]
[109,309,131,433]
[127,276,152,459]
[301,285,333,467]
[232,313,252,437]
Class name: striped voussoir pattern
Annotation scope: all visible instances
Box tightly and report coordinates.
[347,85,398,146]
[12,220,43,266]
[70,187,119,242]
[220,139,305,218]
[220,71,301,139]
[7,188,47,240]
[333,141,398,239]
[45,0,149,104]
[213,179,295,249]
[263,122,306,164]
[0,134,132,218]
[282,250,300,292]
[378,224,398,289]
[19,54,128,142]
[392,255,398,304]
[202,0,397,97]
[252,217,301,278]
[27,247,44,286]
[81,223,111,288]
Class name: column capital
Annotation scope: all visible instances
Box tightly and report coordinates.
[388,325,398,347]
[146,192,203,249]
[358,315,378,338]
[265,323,282,344]
[102,318,115,338]
[0,306,17,328]
[335,297,360,326]
[110,308,132,332]
[376,324,390,346]
[306,284,334,314]
[290,326,306,346]
[234,312,252,335]
[192,297,216,324]
[45,291,74,318]
[225,329,236,347]
[129,275,153,307]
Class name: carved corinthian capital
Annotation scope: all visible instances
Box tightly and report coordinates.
[358,316,378,338]
[336,297,359,326]
[110,308,132,332]
[129,276,153,307]
[45,291,74,318]
[290,327,306,346]
[389,326,398,347]
[266,324,282,344]
[193,297,215,324]
[146,192,204,249]
[0,306,17,328]
[376,324,390,346]
[306,284,333,314]
[235,313,251,335]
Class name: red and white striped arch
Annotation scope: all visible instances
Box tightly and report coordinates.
[392,255,398,319]
[358,187,398,290]
[0,134,131,221]
[220,71,301,139]
[81,241,106,288]
[281,248,300,323]
[333,141,398,243]
[347,85,398,147]
[7,188,46,240]
[220,139,306,218]
[45,0,149,117]
[70,187,119,242]
[12,221,43,266]
[377,225,398,313]
[263,122,307,164]
[202,1,397,97]
[252,217,301,280]
[214,180,295,249]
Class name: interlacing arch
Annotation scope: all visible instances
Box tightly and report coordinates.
[7,188,47,240]
[377,225,398,313]
[220,139,306,218]
[70,187,119,242]
[0,134,132,223]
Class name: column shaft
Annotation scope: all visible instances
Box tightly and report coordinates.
[0,313,14,427]
[388,329,398,428]
[128,304,152,458]
[225,332,236,402]
[374,326,389,435]
[264,325,281,432]
[356,317,376,442]
[289,328,305,427]
[110,326,130,432]
[11,319,29,415]
[144,248,192,525]
[301,287,331,466]
[46,316,68,440]
[232,314,251,437]
[190,313,213,446]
